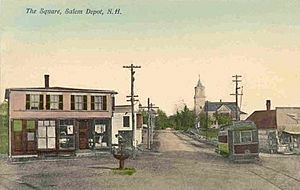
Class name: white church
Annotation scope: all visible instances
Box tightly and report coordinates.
[193,76,244,127]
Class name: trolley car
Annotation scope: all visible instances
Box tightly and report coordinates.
[217,121,259,162]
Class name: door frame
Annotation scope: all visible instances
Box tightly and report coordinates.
[11,119,37,155]
[78,120,89,150]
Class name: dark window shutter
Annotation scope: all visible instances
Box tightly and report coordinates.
[71,95,75,110]
[39,95,44,110]
[102,96,107,110]
[46,95,50,110]
[26,94,30,110]
[59,95,63,110]
[83,95,87,110]
[91,96,95,110]
[112,96,115,111]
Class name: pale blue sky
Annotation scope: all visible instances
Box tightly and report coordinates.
[1,0,300,115]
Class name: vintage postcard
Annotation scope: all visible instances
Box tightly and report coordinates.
[0,0,300,189]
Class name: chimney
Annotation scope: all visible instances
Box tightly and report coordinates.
[44,74,49,88]
[266,100,271,111]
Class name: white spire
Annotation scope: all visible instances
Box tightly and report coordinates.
[196,74,204,88]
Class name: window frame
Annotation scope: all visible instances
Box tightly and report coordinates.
[58,120,75,150]
[37,120,56,150]
[50,95,59,110]
[123,116,130,128]
[240,130,253,143]
[71,95,87,110]
[75,95,83,110]
[91,95,107,111]
[26,94,44,110]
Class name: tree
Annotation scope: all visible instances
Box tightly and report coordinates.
[172,105,196,131]
[0,101,8,128]
[215,113,232,126]
[0,101,8,154]
[198,112,213,129]
[155,109,171,130]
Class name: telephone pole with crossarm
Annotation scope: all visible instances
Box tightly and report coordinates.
[123,64,141,152]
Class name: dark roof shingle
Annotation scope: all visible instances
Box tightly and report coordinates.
[246,110,277,129]
[204,101,246,114]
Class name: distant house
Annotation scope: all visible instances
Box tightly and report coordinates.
[112,105,143,148]
[246,100,277,153]
[203,101,246,128]
[276,107,300,154]
[247,100,300,154]
[5,75,117,158]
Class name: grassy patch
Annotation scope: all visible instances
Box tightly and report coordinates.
[112,167,136,176]
[0,131,8,154]
[199,128,219,139]
[206,129,218,139]
[0,118,8,154]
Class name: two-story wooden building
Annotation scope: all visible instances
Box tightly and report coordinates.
[5,75,117,158]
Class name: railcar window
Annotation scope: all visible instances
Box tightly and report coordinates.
[241,131,252,143]
[234,131,240,143]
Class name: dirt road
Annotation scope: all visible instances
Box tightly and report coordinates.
[158,129,197,152]
[1,129,299,190]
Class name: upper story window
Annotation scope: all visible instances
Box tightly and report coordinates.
[91,96,107,111]
[71,95,87,110]
[26,94,43,110]
[46,95,63,110]
[123,116,130,127]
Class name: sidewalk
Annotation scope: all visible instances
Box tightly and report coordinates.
[259,152,300,158]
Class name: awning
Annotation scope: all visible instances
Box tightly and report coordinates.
[283,126,300,135]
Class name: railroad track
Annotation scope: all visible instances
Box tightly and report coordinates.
[247,163,300,190]
[0,174,40,190]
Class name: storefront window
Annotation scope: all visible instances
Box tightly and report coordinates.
[59,120,75,150]
[37,120,56,149]
[27,120,35,130]
[27,132,35,141]
[94,120,109,148]
[13,120,22,132]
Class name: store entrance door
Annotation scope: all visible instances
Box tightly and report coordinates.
[79,120,89,149]
[12,120,37,155]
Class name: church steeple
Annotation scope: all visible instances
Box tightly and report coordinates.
[196,75,204,88]
[194,75,205,115]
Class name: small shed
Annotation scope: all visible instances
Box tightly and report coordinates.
[218,121,259,162]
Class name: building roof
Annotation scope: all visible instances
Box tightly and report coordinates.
[246,110,277,129]
[283,125,300,135]
[114,104,144,114]
[220,121,256,131]
[204,101,246,114]
[5,86,118,98]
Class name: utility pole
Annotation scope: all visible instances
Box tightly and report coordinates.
[205,100,208,140]
[150,102,157,145]
[140,98,158,150]
[123,64,141,152]
[230,75,242,121]
[147,99,151,149]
